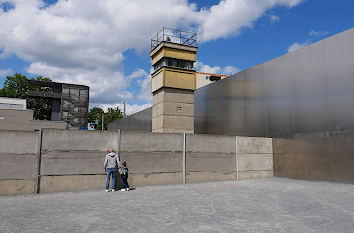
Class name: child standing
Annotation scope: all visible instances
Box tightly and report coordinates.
[119,162,129,191]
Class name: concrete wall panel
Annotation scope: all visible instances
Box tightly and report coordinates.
[128,172,183,187]
[120,152,182,173]
[238,154,273,171]
[187,134,235,153]
[40,175,106,193]
[0,131,38,182]
[42,129,119,151]
[186,171,236,183]
[0,179,35,195]
[186,152,235,172]
[237,137,273,154]
[0,154,37,179]
[274,130,354,183]
[186,134,236,179]
[238,171,274,180]
[120,131,183,152]
[41,151,105,175]
[0,130,37,154]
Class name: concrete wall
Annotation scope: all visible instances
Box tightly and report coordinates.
[39,129,119,193]
[152,88,194,133]
[120,131,184,186]
[0,130,38,195]
[237,137,274,179]
[0,129,273,195]
[186,134,236,182]
[186,135,273,182]
[273,130,354,183]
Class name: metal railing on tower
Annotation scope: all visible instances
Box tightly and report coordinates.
[151,27,197,51]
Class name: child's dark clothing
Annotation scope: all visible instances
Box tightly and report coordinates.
[120,167,129,189]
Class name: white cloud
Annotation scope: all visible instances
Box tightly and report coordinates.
[0,68,12,77]
[287,41,310,53]
[137,73,152,103]
[269,14,280,23]
[0,0,304,106]
[309,30,329,37]
[195,61,239,75]
[197,0,304,41]
[223,66,240,75]
[288,29,329,53]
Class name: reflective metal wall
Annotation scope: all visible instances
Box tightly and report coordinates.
[195,28,354,137]
[108,107,152,131]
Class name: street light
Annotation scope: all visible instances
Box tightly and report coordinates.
[122,101,126,117]
[101,112,104,131]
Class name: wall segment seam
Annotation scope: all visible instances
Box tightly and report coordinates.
[34,129,43,194]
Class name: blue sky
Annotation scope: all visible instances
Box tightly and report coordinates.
[0,0,353,114]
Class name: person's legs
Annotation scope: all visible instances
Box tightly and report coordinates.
[112,168,117,191]
[105,168,111,190]
[122,177,126,189]
[122,176,129,189]
[126,177,129,189]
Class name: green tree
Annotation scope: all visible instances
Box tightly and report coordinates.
[88,107,104,130]
[0,73,52,120]
[88,106,123,130]
[0,73,28,98]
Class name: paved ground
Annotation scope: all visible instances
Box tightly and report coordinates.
[0,178,353,233]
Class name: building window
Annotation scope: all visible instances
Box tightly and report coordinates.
[154,58,193,71]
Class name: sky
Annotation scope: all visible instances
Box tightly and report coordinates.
[0,0,353,115]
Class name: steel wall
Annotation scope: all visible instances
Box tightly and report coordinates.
[108,107,152,131]
[195,28,354,137]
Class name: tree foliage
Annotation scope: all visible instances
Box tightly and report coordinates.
[88,107,104,129]
[1,73,28,98]
[88,106,123,130]
[0,73,52,120]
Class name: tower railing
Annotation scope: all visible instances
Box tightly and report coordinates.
[151,27,197,51]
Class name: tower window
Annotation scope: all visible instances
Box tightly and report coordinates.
[154,58,194,71]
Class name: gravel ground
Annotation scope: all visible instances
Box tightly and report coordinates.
[0,178,353,233]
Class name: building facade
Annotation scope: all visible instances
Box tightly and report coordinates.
[196,72,228,89]
[28,80,89,128]
[0,97,26,110]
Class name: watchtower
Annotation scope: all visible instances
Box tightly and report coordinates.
[150,27,197,133]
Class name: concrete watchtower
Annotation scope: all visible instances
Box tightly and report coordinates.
[150,27,198,133]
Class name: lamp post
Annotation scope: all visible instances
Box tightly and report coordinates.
[122,101,126,117]
[101,112,104,131]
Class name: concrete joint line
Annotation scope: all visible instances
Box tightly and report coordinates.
[117,130,121,162]
[35,129,43,194]
[235,136,239,181]
[183,133,186,184]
